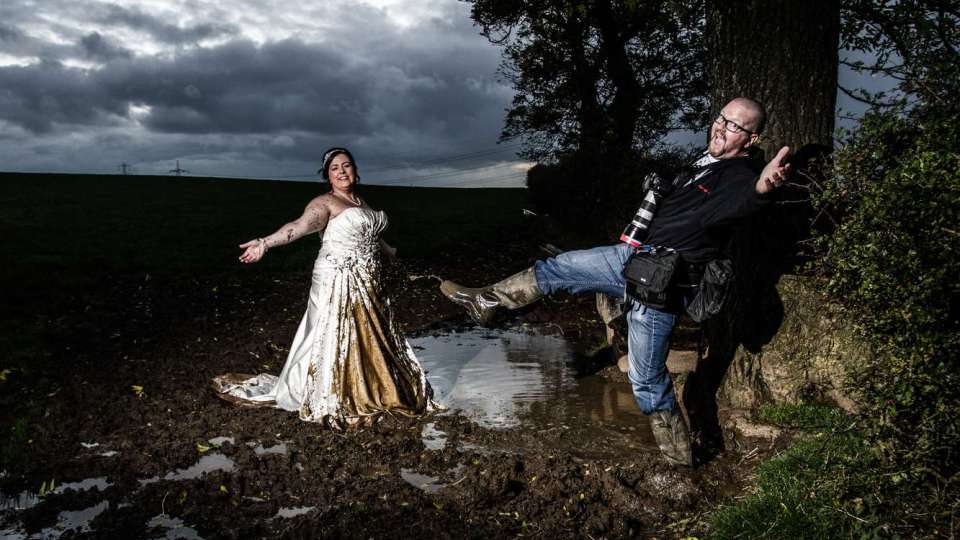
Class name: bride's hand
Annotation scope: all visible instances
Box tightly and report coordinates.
[238,238,267,264]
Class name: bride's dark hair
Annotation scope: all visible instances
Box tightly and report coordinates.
[319,147,359,177]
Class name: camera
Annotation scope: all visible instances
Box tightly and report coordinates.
[620,172,672,247]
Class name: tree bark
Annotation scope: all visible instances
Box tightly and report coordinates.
[685,0,840,458]
[706,0,840,155]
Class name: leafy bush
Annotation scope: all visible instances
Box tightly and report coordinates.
[813,103,960,531]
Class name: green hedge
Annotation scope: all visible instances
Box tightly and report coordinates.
[813,103,960,531]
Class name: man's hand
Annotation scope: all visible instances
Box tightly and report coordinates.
[756,146,792,194]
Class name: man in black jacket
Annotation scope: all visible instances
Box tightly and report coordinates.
[440,97,791,466]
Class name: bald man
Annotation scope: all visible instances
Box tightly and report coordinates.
[441,97,791,467]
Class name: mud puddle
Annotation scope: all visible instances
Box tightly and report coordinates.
[412,328,656,458]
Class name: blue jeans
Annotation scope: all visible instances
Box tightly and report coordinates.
[534,244,678,414]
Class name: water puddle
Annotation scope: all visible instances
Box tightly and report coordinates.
[207,436,235,447]
[1,477,111,512]
[1,491,39,512]
[146,514,204,539]
[420,423,447,450]
[139,453,236,486]
[252,442,288,456]
[54,477,111,494]
[0,501,111,539]
[400,469,445,494]
[400,465,464,494]
[274,506,316,519]
[40,501,110,538]
[411,328,656,457]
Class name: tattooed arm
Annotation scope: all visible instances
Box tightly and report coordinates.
[238,197,330,264]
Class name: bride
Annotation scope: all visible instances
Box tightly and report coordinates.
[212,147,437,427]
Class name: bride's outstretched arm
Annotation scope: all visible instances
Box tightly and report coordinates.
[239,198,330,264]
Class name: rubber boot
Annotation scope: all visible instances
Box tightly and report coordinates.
[439,267,543,325]
[649,408,694,467]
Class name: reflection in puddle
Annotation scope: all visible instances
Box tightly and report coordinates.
[139,453,236,486]
[1,478,111,512]
[0,527,25,540]
[45,501,110,538]
[147,514,204,539]
[420,423,447,450]
[2,501,113,539]
[400,465,464,494]
[274,506,316,519]
[411,328,656,457]
[253,442,288,456]
[207,436,235,447]
[400,469,444,494]
[54,477,111,494]
[1,491,39,512]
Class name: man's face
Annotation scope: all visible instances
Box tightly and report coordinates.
[708,101,759,159]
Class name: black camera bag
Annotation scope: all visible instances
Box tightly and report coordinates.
[623,249,679,310]
[685,258,734,322]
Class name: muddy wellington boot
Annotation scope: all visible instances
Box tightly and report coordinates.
[649,408,694,467]
[439,267,543,325]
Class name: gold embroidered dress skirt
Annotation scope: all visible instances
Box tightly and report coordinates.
[213,207,435,426]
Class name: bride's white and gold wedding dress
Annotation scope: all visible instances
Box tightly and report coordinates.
[212,206,436,426]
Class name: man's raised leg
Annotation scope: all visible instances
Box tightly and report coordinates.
[440,244,632,325]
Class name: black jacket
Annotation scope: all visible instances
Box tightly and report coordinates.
[645,156,767,264]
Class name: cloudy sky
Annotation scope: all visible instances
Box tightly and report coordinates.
[0,1,887,187]
[0,0,538,186]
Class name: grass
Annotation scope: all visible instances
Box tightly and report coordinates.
[708,404,888,539]
[757,402,849,430]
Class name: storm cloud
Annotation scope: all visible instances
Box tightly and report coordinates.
[0,0,523,186]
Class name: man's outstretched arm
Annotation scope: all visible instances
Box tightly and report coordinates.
[755,146,792,194]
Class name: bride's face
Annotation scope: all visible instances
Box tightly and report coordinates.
[327,154,357,191]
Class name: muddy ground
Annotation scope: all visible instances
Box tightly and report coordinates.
[1,240,789,539]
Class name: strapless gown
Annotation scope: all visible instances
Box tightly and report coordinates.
[212,206,436,426]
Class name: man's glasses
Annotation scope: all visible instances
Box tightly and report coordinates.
[714,114,754,135]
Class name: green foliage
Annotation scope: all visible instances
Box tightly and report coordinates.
[468,0,707,162]
[841,0,959,107]
[812,102,960,533]
[758,403,848,430]
[710,422,884,539]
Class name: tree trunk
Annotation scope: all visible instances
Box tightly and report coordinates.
[684,0,840,455]
[706,0,839,155]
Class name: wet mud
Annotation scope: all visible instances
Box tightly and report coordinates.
[1,249,783,538]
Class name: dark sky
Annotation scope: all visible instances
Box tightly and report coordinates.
[0,0,890,187]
